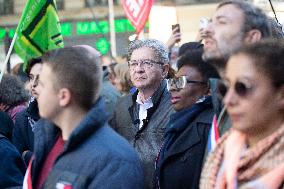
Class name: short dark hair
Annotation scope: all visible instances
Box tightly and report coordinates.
[0,74,29,106]
[217,0,271,38]
[42,46,102,110]
[233,39,284,88]
[177,49,220,81]
[26,57,42,75]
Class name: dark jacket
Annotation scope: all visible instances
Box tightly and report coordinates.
[0,111,14,140]
[155,97,213,189]
[100,69,121,115]
[110,81,174,189]
[12,99,40,163]
[0,134,26,188]
[203,79,231,159]
[208,78,231,135]
[32,98,144,189]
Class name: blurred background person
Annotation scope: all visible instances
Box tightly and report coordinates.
[155,49,219,189]
[12,57,42,164]
[113,62,133,95]
[99,54,121,115]
[166,25,181,70]
[200,40,284,189]
[0,111,14,141]
[0,111,26,188]
[0,74,29,122]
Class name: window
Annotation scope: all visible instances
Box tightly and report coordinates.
[56,0,64,10]
[85,0,118,7]
[0,0,13,15]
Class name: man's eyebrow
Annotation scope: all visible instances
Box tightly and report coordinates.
[215,15,229,20]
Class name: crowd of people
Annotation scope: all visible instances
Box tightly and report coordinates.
[0,0,283,188]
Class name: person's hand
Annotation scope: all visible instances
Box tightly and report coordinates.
[196,28,207,42]
[166,27,181,49]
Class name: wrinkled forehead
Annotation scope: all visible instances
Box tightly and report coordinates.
[130,47,156,60]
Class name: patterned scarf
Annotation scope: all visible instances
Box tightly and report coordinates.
[200,123,284,189]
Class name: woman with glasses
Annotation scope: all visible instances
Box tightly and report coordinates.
[154,49,219,189]
[200,40,284,189]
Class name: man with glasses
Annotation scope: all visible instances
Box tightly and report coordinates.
[110,39,174,189]
[201,0,271,152]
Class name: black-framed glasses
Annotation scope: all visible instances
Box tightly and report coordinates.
[128,59,163,69]
[166,76,207,90]
[218,80,253,98]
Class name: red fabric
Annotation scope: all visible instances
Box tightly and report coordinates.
[23,156,34,189]
[122,0,153,34]
[35,135,65,189]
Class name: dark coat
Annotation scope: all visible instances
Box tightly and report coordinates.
[0,111,14,140]
[32,98,144,189]
[155,97,213,189]
[110,81,174,189]
[100,70,121,115]
[0,134,26,188]
[12,99,40,163]
[204,79,232,158]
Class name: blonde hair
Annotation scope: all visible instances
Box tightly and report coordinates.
[114,63,133,94]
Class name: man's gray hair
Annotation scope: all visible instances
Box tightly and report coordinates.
[127,39,169,64]
[218,0,271,38]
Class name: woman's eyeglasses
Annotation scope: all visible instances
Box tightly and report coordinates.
[218,81,253,98]
[167,76,207,90]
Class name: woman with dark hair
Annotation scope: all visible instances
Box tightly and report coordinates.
[154,49,219,189]
[200,40,284,189]
[0,74,29,122]
[12,57,42,164]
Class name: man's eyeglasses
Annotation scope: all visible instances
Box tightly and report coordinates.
[166,76,207,90]
[128,59,163,69]
[218,80,253,98]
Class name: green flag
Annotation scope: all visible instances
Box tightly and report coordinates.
[14,0,64,70]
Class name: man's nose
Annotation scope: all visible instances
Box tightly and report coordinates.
[202,22,214,38]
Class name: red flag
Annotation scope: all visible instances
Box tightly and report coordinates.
[122,0,153,34]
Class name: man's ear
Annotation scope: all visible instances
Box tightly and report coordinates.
[58,88,72,107]
[244,29,262,44]
[162,64,170,78]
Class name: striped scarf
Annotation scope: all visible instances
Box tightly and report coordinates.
[200,124,284,189]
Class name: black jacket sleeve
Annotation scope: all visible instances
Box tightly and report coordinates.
[0,137,26,188]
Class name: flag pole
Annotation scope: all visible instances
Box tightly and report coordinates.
[108,0,117,57]
[0,33,17,82]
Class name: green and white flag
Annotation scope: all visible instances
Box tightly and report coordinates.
[14,0,64,70]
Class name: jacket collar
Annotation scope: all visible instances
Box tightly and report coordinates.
[65,98,108,150]
[32,98,108,184]
[128,80,168,128]
[161,97,212,160]
[131,80,167,107]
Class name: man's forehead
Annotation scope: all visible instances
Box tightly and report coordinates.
[214,4,244,20]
